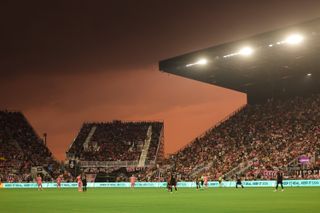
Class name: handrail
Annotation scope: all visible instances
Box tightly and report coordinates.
[190,161,214,178]
[154,125,164,162]
[224,158,257,178]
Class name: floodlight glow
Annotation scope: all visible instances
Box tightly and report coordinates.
[186,58,208,67]
[239,47,253,56]
[307,73,312,76]
[223,53,237,58]
[197,59,207,65]
[285,34,304,45]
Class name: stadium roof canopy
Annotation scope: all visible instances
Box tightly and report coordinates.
[159,18,320,103]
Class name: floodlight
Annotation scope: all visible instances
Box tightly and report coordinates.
[197,59,207,65]
[186,58,208,67]
[285,34,304,45]
[239,47,253,56]
[307,73,312,76]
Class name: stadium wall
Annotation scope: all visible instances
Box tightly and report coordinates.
[2,180,320,188]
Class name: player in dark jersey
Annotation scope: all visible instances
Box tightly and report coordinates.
[196,176,201,190]
[200,175,204,188]
[218,176,223,187]
[82,175,87,192]
[169,174,178,192]
[166,175,172,192]
[235,175,244,188]
[275,171,284,192]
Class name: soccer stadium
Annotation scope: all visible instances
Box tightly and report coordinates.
[1,2,320,213]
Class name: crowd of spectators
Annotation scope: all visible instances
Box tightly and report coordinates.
[2,93,320,183]
[143,94,320,181]
[146,122,163,162]
[68,121,163,162]
[0,111,59,182]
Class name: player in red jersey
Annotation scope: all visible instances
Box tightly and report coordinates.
[36,174,43,191]
[204,175,208,188]
[56,175,62,189]
[130,175,136,188]
[77,175,82,192]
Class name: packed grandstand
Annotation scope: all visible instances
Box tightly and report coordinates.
[1,93,319,183]
[0,111,61,182]
[2,18,320,185]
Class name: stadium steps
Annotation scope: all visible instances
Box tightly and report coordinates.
[31,166,52,178]
[138,125,152,167]
[190,161,213,178]
[223,139,306,179]
[83,126,97,151]
[154,125,164,163]
[224,158,257,179]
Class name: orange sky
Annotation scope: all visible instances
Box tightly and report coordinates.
[20,67,245,160]
[2,1,320,160]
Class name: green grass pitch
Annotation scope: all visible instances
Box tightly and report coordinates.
[0,187,319,213]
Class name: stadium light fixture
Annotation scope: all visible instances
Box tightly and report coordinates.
[239,47,254,56]
[196,58,208,65]
[285,34,304,45]
[270,34,304,47]
[223,47,254,58]
[186,58,208,67]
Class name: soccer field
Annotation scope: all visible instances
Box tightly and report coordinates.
[0,187,319,213]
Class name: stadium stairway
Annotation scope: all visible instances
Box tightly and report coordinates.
[31,166,52,179]
[190,161,213,178]
[138,125,152,167]
[83,126,97,151]
[224,158,257,179]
